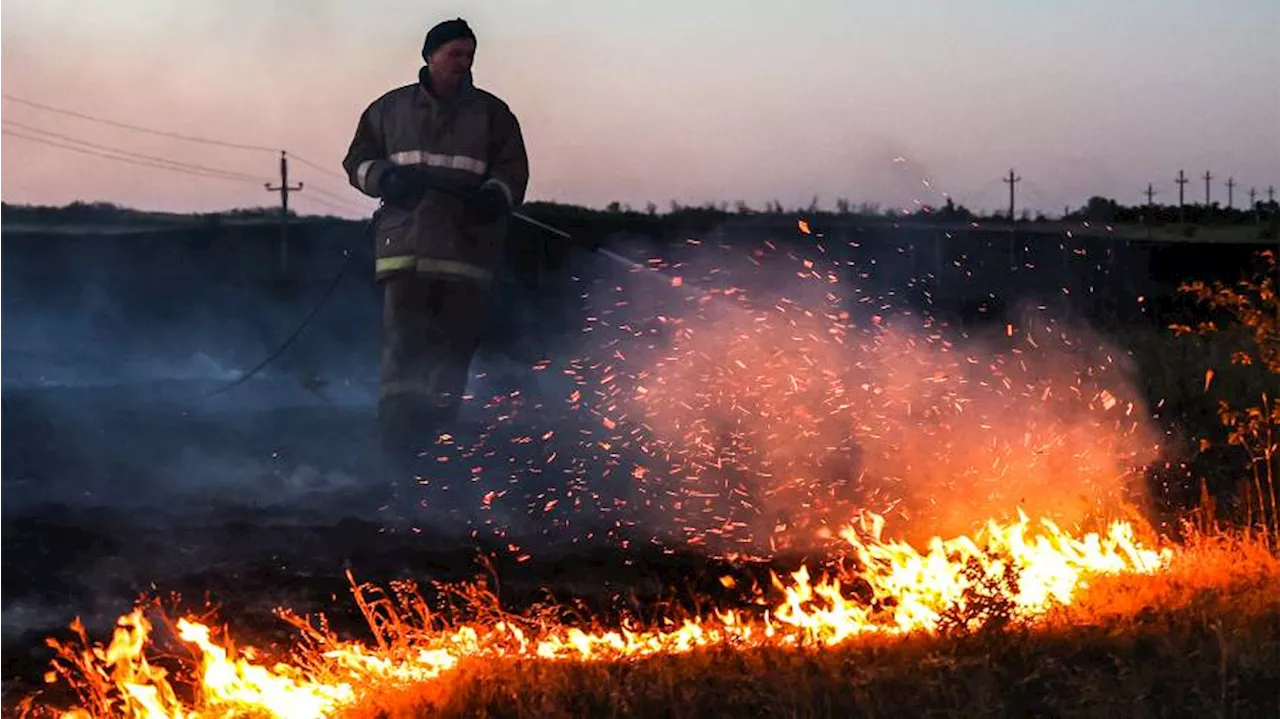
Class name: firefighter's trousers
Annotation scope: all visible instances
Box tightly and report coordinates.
[378,272,489,458]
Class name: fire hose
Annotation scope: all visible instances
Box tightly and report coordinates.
[203,189,646,399]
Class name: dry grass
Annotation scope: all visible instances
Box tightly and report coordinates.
[337,528,1280,719]
[11,519,1280,719]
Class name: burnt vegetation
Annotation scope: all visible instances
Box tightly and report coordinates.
[4,197,1280,717]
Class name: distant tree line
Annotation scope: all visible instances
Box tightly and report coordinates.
[1063,195,1280,226]
[4,193,1277,239]
[0,201,294,227]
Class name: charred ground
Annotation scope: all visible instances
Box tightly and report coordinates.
[2,199,1278,714]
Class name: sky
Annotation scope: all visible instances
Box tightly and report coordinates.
[2,0,1278,218]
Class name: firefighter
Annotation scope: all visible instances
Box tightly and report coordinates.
[342,18,530,462]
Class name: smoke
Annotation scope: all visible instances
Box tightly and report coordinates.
[843,304,1159,542]
[559,223,1163,556]
[2,219,641,558]
[4,216,1167,563]
[0,226,384,516]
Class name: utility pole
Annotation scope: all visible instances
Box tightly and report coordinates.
[1249,187,1259,224]
[1175,170,1188,223]
[1202,170,1213,205]
[1269,185,1276,204]
[1142,183,1158,239]
[1003,168,1021,221]
[265,151,304,275]
[1225,177,1236,210]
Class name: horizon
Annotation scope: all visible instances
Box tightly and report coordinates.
[2,1,1278,220]
[3,188,1276,222]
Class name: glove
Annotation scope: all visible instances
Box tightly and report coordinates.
[465,183,511,225]
[377,166,426,209]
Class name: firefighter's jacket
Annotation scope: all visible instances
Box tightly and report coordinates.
[343,68,530,284]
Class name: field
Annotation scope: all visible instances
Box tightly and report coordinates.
[3,205,1278,717]
[333,532,1280,718]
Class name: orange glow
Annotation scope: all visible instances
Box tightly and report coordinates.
[41,511,1170,718]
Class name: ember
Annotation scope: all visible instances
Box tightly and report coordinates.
[563,236,1161,554]
[20,228,1204,718]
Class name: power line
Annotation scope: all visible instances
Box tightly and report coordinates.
[946,176,1003,213]
[303,180,369,207]
[1,93,279,152]
[8,128,369,218]
[295,192,360,215]
[281,161,372,211]
[266,152,368,208]
[4,111,369,209]
[265,152,305,273]
[1003,168,1021,220]
[288,152,349,182]
[1175,169,1189,223]
[1016,177,1057,214]
[2,129,270,185]
[2,119,269,182]
[4,93,360,192]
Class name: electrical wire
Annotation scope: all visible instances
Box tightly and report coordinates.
[3,111,371,214]
[2,129,267,185]
[285,154,379,215]
[295,192,363,215]
[4,93,382,214]
[288,152,349,182]
[2,119,270,182]
[1,95,384,397]
[4,97,578,398]
[307,183,373,211]
[2,93,280,152]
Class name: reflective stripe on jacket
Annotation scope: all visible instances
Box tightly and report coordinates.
[342,68,530,283]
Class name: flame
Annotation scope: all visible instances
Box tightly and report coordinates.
[39,510,1170,718]
[26,218,1189,717]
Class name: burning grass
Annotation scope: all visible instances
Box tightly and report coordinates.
[13,439,1280,716]
[13,236,1279,717]
[18,512,1280,718]
[375,553,1280,719]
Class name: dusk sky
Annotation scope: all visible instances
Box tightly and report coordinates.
[2,0,1277,219]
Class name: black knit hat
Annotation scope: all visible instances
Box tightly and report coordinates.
[422,18,476,62]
